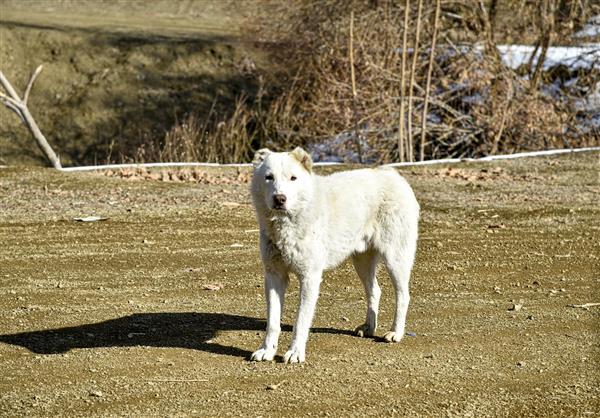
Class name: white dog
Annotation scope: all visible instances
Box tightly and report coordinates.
[250,147,419,363]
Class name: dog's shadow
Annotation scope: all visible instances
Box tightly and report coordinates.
[0,312,353,358]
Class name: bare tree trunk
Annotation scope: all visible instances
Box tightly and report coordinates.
[407,0,423,163]
[398,0,411,162]
[420,0,441,162]
[0,65,62,169]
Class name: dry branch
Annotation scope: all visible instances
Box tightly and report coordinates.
[0,65,62,169]
[530,0,555,92]
[407,0,423,163]
[420,0,441,162]
[398,0,410,162]
[349,10,362,163]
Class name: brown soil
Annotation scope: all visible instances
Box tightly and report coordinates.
[0,152,599,416]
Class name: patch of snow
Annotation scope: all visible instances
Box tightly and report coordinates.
[496,44,600,71]
[427,113,442,123]
[308,131,376,163]
[462,92,484,105]
[577,114,600,133]
[574,15,600,38]
[540,81,564,101]
[574,82,600,112]
[401,42,600,72]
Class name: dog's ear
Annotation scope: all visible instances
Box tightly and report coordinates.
[290,147,313,173]
[252,148,271,168]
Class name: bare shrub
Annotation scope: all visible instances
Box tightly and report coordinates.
[140,0,598,164]
[245,0,599,163]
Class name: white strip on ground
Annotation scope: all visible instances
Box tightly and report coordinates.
[383,146,600,167]
[59,147,600,172]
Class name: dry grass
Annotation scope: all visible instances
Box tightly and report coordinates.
[135,95,257,164]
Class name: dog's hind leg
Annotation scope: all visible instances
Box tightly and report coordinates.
[352,250,380,337]
[381,239,416,343]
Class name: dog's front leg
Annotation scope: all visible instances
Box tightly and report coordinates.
[283,270,322,363]
[251,270,288,361]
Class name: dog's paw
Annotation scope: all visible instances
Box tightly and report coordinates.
[250,347,276,362]
[354,323,375,338]
[283,347,305,364]
[383,331,403,343]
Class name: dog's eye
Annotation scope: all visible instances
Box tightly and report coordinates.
[290,175,297,181]
[265,174,274,181]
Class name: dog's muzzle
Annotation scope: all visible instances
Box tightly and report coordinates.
[272,194,287,210]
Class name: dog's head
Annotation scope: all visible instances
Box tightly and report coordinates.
[251,147,314,215]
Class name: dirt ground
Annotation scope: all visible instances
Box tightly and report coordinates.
[0,152,599,417]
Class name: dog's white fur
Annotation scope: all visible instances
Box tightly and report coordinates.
[250,147,419,363]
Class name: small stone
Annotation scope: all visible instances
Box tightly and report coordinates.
[509,303,523,312]
[89,390,103,397]
[517,361,525,367]
[202,283,224,291]
[341,316,349,322]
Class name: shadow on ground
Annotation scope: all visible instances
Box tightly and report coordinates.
[0,312,353,358]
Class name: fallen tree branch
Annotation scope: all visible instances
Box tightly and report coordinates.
[568,303,600,309]
[0,65,62,169]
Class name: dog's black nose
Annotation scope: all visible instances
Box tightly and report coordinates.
[273,194,287,207]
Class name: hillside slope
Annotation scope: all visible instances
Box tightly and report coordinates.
[0,0,258,165]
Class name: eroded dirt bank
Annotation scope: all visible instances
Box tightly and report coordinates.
[0,0,258,166]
